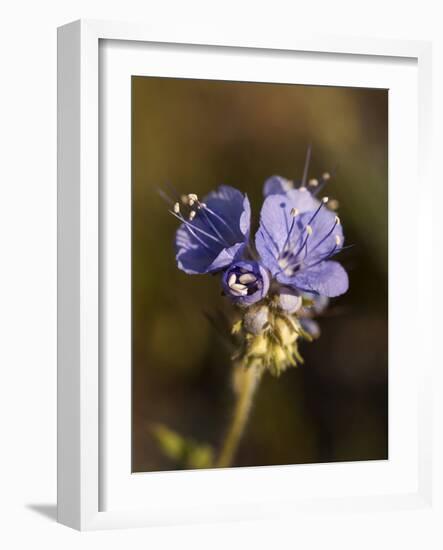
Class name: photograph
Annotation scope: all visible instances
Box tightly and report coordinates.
[131,76,388,473]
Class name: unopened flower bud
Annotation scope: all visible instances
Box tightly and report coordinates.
[244,305,269,335]
[277,287,302,314]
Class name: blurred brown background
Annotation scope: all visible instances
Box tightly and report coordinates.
[132,76,388,472]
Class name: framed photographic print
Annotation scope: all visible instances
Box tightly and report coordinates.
[57,19,435,530]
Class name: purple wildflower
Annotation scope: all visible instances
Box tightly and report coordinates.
[255,192,348,297]
[173,185,251,274]
[222,260,270,306]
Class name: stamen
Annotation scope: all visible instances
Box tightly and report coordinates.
[238,273,257,284]
[278,214,314,275]
[310,168,335,197]
[301,144,312,188]
[228,273,237,287]
[201,203,238,240]
[163,182,182,203]
[173,202,180,214]
[291,227,312,260]
[169,210,224,245]
[306,243,339,269]
[157,188,175,206]
[230,287,248,297]
[188,193,198,202]
[280,208,299,257]
[260,224,280,253]
[328,199,339,210]
[189,211,196,221]
[322,196,329,204]
[259,230,281,260]
[308,216,340,255]
[231,283,247,292]
[181,194,189,204]
[309,178,319,187]
[169,212,212,251]
[198,203,228,244]
[306,198,327,226]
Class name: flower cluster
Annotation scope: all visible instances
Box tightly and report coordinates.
[169,169,349,375]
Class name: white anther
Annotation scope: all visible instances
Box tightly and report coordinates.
[290,207,299,217]
[189,199,195,206]
[322,196,329,203]
[322,172,331,181]
[335,215,341,225]
[231,283,247,292]
[306,225,313,235]
[189,211,196,221]
[181,194,189,204]
[309,178,319,187]
[228,273,237,287]
[173,202,180,214]
[239,273,256,284]
[231,287,249,297]
[328,199,339,210]
[335,235,341,245]
[188,193,198,202]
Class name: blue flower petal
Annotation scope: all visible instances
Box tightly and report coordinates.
[285,188,320,213]
[286,260,349,297]
[263,175,294,197]
[207,243,246,273]
[298,209,344,262]
[239,195,251,236]
[174,185,250,274]
[255,194,292,275]
[263,173,320,211]
[203,185,251,239]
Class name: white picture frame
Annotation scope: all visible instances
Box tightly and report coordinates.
[57,19,435,531]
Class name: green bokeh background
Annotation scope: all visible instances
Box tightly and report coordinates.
[132,76,388,472]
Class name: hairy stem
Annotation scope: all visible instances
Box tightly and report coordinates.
[215,364,263,468]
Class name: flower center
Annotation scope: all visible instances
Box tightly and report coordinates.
[277,197,342,276]
[169,193,237,253]
[227,267,259,297]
